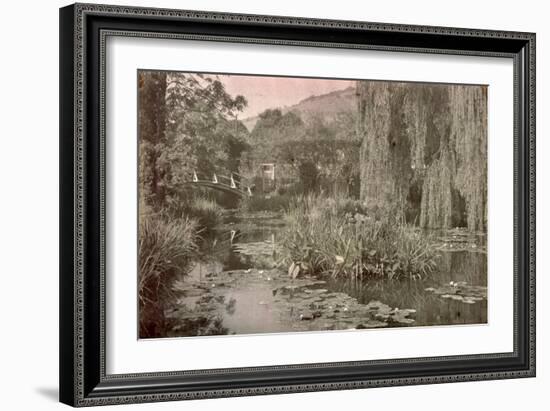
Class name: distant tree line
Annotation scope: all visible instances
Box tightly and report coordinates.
[242,108,360,196]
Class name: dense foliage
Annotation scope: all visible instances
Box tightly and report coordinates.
[138,71,249,212]
[242,109,360,197]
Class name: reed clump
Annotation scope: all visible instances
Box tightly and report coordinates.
[138,212,200,337]
[278,195,438,280]
[187,197,223,232]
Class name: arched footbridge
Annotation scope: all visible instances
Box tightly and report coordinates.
[184,170,253,197]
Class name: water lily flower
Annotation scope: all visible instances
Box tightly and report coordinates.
[288,262,302,279]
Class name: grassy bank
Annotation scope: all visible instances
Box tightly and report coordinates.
[138,212,200,337]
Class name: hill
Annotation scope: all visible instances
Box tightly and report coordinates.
[242,86,356,131]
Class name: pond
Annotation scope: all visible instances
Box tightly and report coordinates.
[164,211,487,337]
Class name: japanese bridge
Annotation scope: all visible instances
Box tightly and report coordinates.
[184,170,252,197]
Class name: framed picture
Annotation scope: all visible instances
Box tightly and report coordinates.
[59,3,536,407]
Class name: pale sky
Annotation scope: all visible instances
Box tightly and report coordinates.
[214,74,355,119]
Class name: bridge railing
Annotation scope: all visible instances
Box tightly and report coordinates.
[189,170,253,196]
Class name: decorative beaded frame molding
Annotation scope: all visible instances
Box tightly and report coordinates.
[59,3,536,407]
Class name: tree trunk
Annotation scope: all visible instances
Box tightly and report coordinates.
[138,71,168,209]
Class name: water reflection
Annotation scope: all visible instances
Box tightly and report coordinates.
[325,251,487,326]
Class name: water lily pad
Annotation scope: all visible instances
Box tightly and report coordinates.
[433,228,487,253]
[169,266,420,336]
[426,282,487,304]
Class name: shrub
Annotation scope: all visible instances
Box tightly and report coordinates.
[241,193,294,212]
[276,181,304,197]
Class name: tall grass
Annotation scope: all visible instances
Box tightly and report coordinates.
[187,197,223,232]
[138,212,200,337]
[278,194,438,280]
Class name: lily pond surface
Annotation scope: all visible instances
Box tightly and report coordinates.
[164,211,487,338]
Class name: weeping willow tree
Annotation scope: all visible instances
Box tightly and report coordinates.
[357,80,487,231]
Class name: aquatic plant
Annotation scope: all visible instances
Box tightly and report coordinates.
[187,197,223,232]
[278,195,438,280]
[390,226,439,280]
[138,212,200,337]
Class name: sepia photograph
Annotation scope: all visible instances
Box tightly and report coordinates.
[137,70,488,339]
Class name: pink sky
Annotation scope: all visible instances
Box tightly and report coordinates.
[215,74,355,119]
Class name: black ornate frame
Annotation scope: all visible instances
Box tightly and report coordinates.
[59,3,536,407]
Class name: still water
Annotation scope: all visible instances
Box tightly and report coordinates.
[165,211,487,337]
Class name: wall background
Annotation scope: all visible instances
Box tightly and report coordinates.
[0,0,545,409]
